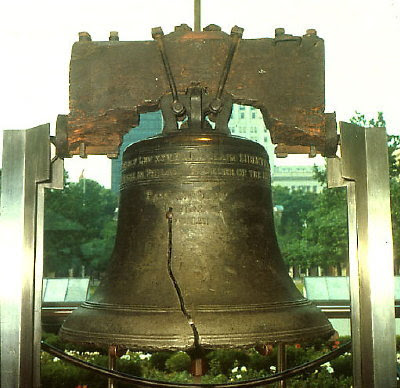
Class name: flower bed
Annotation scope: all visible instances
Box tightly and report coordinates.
[41,333,355,387]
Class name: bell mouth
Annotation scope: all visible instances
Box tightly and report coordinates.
[60,133,334,351]
[60,299,334,351]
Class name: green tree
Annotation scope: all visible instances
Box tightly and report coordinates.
[273,112,400,274]
[301,112,400,272]
[44,176,118,277]
[300,179,348,272]
[272,186,318,269]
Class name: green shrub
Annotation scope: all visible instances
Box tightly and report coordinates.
[165,351,191,372]
[289,369,352,387]
[42,332,65,349]
[149,351,172,371]
[330,353,352,377]
[206,349,250,375]
[286,345,322,368]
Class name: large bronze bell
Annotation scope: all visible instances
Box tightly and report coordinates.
[60,92,334,350]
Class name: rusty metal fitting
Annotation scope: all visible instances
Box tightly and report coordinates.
[108,345,118,359]
[171,101,185,116]
[78,32,92,42]
[305,28,317,36]
[109,31,119,41]
[174,24,192,32]
[79,142,87,158]
[166,208,173,220]
[204,24,221,32]
[275,28,285,37]
[151,27,164,39]
[231,25,244,38]
[108,344,126,358]
[209,98,223,114]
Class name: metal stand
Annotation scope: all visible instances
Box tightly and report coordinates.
[108,346,118,388]
[277,344,287,388]
[0,125,63,388]
[328,122,396,387]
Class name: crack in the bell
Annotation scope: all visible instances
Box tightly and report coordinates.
[166,207,201,349]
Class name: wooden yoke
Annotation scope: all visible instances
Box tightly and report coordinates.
[56,24,337,158]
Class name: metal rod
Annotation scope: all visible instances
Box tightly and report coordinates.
[216,28,242,100]
[152,28,185,116]
[191,358,204,383]
[194,0,201,32]
[108,345,118,388]
[277,343,287,388]
[154,33,178,102]
[41,340,352,387]
[209,26,243,113]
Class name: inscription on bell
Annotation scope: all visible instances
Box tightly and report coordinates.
[122,151,268,170]
[121,166,269,188]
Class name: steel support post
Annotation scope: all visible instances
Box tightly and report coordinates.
[194,0,201,32]
[327,122,396,387]
[0,125,63,388]
[277,343,287,388]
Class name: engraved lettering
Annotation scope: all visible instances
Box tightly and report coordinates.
[123,151,267,169]
[192,217,209,225]
[236,168,247,177]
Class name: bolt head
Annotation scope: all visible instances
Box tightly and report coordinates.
[78,32,92,42]
[109,31,119,41]
[231,25,244,38]
[209,99,223,113]
[204,24,221,32]
[171,101,185,116]
[174,24,192,32]
[306,28,317,36]
[151,27,164,40]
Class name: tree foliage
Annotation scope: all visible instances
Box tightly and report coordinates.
[272,186,318,268]
[44,176,118,277]
[273,111,400,271]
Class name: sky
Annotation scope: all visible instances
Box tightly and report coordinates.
[1,0,399,188]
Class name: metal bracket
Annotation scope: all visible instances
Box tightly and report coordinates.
[160,87,232,134]
[327,122,396,387]
[0,125,64,388]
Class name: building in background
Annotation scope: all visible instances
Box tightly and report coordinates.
[229,105,323,192]
[272,165,324,193]
[111,111,163,194]
[229,104,276,168]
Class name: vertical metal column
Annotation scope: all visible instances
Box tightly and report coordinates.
[277,343,287,388]
[0,125,62,388]
[328,122,396,387]
[194,0,201,32]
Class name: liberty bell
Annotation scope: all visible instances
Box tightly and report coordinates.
[60,86,334,351]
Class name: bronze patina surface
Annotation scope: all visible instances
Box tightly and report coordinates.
[60,25,335,352]
[60,131,334,350]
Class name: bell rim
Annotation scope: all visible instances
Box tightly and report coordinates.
[79,298,314,313]
[60,323,335,351]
